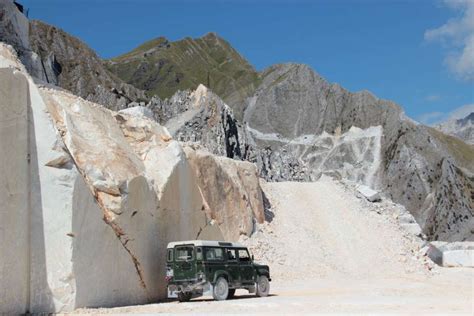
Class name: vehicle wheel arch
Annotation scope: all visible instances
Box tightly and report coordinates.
[213,270,231,284]
[257,269,270,279]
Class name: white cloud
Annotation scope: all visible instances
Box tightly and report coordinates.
[448,103,474,119]
[425,0,474,81]
[418,103,474,125]
[418,111,446,125]
[425,94,441,102]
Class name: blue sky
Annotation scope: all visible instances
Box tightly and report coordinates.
[22,0,473,124]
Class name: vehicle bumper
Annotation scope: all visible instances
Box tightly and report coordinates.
[167,281,212,298]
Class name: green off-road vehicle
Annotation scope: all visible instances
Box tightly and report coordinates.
[166,240,271,302]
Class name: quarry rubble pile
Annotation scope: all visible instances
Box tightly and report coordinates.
[240,178,438,280]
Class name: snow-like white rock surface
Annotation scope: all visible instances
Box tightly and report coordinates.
[246,125,383,186]
[0,45,157,312]
[442,250,474,267]
[435,112,474,145]
[427,242,474,268]
[118,106,154,120]
[356,184,381,202]
[184,145,265,240]
[241,178,433,280]
[1,43,262,313]
[0,68,30,314]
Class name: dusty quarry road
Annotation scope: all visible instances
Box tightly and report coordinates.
[69,178,473,314]
[69,269,473,314]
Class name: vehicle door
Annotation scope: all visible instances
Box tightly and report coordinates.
[237,248,255,284]
[173,245,196,281]
[203,246,225,281]
[225,248,241,286]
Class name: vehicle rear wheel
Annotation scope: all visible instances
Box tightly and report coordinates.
[256,275,270,297]
[178,291,192,302]
[227,289,236,299]
[213,277,229,301]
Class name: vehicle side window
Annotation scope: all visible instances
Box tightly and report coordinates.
[226,249,237,261]
[204,247,224,261]
[167,248,173,262]
[176,246,194,261]
[196,247,203,260]
[238,249,251,262]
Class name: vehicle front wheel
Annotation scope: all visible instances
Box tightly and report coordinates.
[213,277,229,301]
[178,291,192,302]
[227,289,236,299]
[256,275,270,297]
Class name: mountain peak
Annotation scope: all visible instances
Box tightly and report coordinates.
[457,112,474,126]
[436,111,474,145]
[111,36,169,61]
[107,32,259,116]
[202,31,219,39]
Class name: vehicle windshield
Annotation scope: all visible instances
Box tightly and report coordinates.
[175,245,194,261]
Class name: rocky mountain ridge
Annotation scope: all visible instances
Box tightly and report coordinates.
[247,65,473,241]
[107,32,260,119]
[1,0,472,241]
[436,112,474,145]
[28,20,147,110]
[148,63,474,242]
[0,0,147,110]
[1,1,474,313]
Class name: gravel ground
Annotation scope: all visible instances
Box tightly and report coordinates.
[68,177,473,314]
[69,270,473,314]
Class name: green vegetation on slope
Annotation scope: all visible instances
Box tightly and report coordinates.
[427,127,474,171]
[112,37,169,61]
[106,32,260,118]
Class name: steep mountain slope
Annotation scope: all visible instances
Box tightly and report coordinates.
[107,33,260,119]
[0,0,46,77]
[154,64,474,242]
[242,63,474,241]
[242,178,432,280]
[3,0,472,241]
[28,20,147,110]
[436,112,474,145]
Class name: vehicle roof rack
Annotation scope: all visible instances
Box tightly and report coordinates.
[167,240,245,248]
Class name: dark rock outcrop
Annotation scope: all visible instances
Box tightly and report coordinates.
[29,20,147,110]
[0,0,147,110]
[148,84,248,161]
